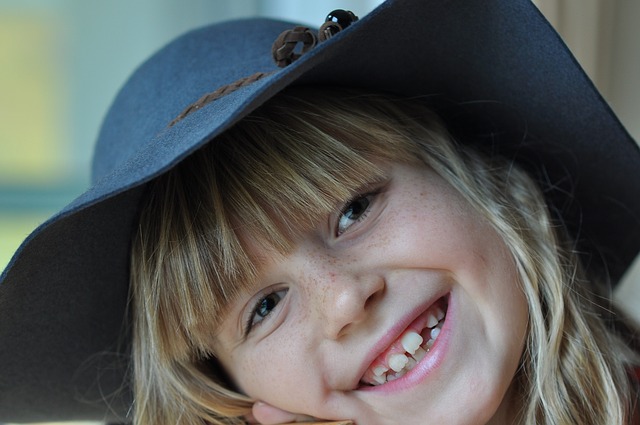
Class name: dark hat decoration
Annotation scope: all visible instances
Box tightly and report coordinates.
[1,0,639,422]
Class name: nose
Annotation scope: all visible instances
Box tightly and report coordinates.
[305,257,385,340]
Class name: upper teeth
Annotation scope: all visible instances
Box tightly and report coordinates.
[426,314,439,328]
[373,366,388,377]
[361,304,447,386]
[401,331,423,355]
[430,327,441,339]
[388,353,409,372]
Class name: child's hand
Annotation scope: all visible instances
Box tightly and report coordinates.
[248,400,354,425]
[248,400,315,424]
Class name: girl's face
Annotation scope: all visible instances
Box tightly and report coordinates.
[215,162,528,424]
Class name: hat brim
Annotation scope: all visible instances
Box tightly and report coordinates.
[1,0,639,421]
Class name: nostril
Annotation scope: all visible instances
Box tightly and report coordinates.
[324,275,385,340]
[364,279,385,310]
[364,289,380,310]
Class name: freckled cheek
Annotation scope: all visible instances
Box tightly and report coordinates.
[382,203,462,265]
[236,340,313,404]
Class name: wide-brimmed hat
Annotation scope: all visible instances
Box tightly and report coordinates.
[1,0,639,422]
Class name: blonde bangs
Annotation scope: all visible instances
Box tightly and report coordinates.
[133,88,425,360]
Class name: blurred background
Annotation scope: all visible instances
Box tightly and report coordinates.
[0,0,638,423]
[0,0,388,278]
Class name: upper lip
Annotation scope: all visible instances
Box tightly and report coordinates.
[354,290,449,388]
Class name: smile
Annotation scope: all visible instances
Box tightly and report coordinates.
[359,296,449,386]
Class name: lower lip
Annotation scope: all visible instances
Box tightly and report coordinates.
[360,293,454,393]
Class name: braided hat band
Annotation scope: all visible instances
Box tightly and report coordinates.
[171,10,359,127]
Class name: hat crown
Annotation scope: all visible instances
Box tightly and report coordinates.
[91,18,286,185]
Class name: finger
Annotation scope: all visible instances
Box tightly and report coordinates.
[251,401,315,424]
[244,410,258,424]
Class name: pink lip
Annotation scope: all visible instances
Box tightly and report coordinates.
[356,291,452,392]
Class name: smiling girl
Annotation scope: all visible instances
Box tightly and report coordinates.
[1,0,639,424]
[131,88,639,424]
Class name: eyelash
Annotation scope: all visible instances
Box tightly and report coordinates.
[336,189,381,236]
[244,288,288,337]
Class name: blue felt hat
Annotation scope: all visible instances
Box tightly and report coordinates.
[1,0,639,422]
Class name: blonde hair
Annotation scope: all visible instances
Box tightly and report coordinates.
[131,87,638,424]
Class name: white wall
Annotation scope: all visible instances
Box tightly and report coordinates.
[258,0,384,25]
[533,0,640,320]
[609,1,640,140]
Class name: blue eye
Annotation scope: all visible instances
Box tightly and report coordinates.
[337,194,373,236]
[246,288,288,334]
